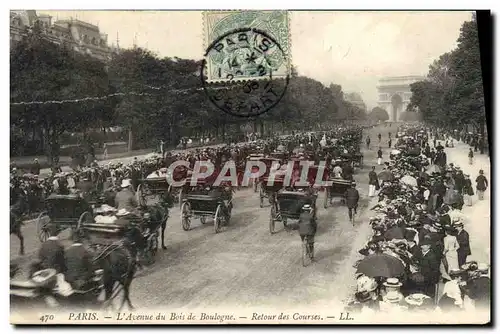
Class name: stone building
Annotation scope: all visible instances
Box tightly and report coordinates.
[376,76,426,122]
[10,10,118,62]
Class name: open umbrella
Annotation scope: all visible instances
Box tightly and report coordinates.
[378,170,394,182]
[356,253,405,278]
[425,164,442,175]
[400,175,418,187]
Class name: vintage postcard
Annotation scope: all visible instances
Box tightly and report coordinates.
[9,10,491,325]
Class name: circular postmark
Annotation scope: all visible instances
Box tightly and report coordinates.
[201,27,289,118]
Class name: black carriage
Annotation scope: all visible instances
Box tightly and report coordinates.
[259,176,284,208]
[352,152,364,168]
[270,152,287,161]
[324,178,352,208]
[269,190,317,234]
[180,187,233,234]
[247,154,265,192]
[136,175,170,207]
[36,194,94,242]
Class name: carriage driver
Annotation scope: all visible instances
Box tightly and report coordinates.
[298,204,317,261]
[115,179,138,213]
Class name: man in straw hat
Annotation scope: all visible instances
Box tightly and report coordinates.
[298,204,317,261]
[114,179,138,213]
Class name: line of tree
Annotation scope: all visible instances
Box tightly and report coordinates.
[407,14,486,135]
[10,21,366,165]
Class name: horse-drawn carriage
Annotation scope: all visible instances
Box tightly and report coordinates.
[269,189,317,234]
[81,207,163,266]
[180,180,234,234]
[323,178,352,208]
[36,194,94,242]
[256,157,282,206]
[136,172,171,206]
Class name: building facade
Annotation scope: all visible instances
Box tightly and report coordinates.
[344,92,367,112]
[376,76,426,122]
[10,10,118,62]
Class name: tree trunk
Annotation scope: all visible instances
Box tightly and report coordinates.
[128,127,134,152]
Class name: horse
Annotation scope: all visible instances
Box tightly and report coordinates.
[10,193,26,256]
[92,242,137,311]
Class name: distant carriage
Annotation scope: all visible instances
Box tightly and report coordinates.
[323,178,352,208]
[180,183,234,234]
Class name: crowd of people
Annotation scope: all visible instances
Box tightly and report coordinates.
[347,124,490,315]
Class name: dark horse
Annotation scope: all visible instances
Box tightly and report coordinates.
[10,195,26,256]
[92,241,137,311]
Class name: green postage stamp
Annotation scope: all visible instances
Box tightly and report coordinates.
[203,11,291,82]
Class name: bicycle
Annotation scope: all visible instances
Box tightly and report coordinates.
[302,235,314,267]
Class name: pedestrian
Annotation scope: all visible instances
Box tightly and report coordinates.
[462,175,474,206]
[103,143,108,160]
[377,147,383,165]
[366,136,371,150]
[30,158,41,176]
[468,148,474,165]
[442,227,460,273]
[388,138,392,148]
[160,140,165,156]
[453,220,471,267]
[378,133,382,144]
[475,170,488,200]
[414,239,441,299]
[368,166,379,197]
[345,181,360,223]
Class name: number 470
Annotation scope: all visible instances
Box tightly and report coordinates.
[40,314,55,322]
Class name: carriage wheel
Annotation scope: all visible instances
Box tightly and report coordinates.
[136,184,147,207]
[36,211,51,242]
[181,202,191,231]
[76,211,93,240]
[323,189,329,209]
[214,205,224,234]
[200,217,207,224]
[269,205,276,234]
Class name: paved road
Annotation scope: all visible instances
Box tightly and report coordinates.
[11,124,393,310]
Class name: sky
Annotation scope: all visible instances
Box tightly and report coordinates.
[38,10,473,110]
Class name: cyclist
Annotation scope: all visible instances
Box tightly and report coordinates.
[298,204,317,261]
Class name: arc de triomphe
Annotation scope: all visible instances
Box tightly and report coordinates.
[376,76,426,122]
